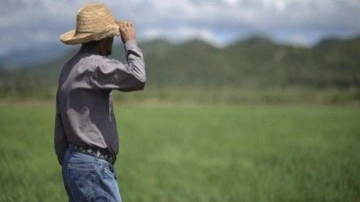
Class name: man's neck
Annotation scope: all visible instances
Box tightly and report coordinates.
[80,42,99,55]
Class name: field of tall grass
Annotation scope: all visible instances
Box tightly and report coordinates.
[0,104,359,201]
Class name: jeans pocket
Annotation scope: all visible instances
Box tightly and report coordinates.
[66,162,96,201]
[97,161,122,201]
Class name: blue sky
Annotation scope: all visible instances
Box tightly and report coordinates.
[0,0,359,56]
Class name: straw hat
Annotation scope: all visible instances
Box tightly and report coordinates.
[60,3,126,45]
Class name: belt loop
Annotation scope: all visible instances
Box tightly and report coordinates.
[68,144,73,152]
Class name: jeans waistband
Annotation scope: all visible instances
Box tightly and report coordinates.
[69,144,116,165]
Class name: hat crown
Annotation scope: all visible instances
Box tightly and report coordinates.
[75,3,115,34]
[60,3,125,45]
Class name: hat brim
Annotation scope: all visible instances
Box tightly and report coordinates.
[60,20,128,45]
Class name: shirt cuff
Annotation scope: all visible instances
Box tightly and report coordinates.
[124,40,138,51]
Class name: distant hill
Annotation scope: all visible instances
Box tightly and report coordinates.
[0,44,69,68]
[0,36,359,100]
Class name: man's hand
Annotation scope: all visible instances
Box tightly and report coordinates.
[119,23,136,43]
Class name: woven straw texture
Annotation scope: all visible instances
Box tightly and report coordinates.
[60,3,126,45]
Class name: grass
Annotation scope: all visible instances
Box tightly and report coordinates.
[114,87,360,105]
[0,104,359,201]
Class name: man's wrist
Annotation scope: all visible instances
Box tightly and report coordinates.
[124,40,138,50]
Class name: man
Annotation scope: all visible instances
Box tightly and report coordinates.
[54,3,145,201]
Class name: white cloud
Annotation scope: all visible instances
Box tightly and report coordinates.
[0,0,359,56]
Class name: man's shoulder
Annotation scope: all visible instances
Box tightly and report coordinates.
[82,54,118,64]
[70,53,103,67]
[63,53,122,72]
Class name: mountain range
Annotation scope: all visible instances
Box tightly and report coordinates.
[0,36,359,99]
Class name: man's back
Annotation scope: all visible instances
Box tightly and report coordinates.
[57,46,119,155]
[55,40,145,164]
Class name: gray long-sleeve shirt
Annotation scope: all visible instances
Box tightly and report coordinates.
[54,40,146,165]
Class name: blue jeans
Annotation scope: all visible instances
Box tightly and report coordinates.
[62,148,122,202]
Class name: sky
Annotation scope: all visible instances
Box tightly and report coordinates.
[0,0,359,56]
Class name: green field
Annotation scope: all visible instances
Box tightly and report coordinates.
[0,104,359,202]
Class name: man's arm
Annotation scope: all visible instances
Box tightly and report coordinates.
[88,23,146,91]
[54,95,68,165]
[118,22,146,90]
